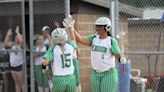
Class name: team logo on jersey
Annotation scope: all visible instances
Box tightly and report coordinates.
[91,45,107,53]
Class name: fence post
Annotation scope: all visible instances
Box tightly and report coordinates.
[29,0,35,92]
[21,0,28,92]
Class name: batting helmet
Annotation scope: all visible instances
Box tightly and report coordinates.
[94,17,111,31]
[51,28,68,44]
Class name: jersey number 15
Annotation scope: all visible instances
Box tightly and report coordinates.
[61,53,71,68]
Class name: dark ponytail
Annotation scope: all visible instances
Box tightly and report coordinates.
[107,31,112,37]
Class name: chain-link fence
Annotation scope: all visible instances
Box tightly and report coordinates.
[118,0,164,92]
[0,0,164,92]
[0,0,27,92]
[0,0,69,92]
[29,0,69,92]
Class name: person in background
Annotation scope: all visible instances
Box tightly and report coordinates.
[64,16,126,92]
[4,25,25,92]
[53,21,60,28]
[41,26,53,47]
[34,35,49,92]
[0,33,9,92]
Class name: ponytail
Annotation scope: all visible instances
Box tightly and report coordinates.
[107,31,112,37]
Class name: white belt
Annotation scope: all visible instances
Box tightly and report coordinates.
[94,67,114,73]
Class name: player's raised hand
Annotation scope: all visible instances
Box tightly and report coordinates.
[15,25,20,34]
[7,28,13,36]
[63,15,75,28]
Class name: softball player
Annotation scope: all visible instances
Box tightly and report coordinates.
[42,28,77,92]
[65,16,126,92]
[73,49,81,92]
[69,41,81,92]
[63,16,81,92]
[34,35,49,92]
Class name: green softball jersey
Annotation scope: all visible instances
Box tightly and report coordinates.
[88,34,121,72]
[70,41,81,86]
[43,42,77,76]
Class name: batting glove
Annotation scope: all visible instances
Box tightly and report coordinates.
[63,15,75,28]
[118,57,126,64]
[42,65,49,74]
[120,57,126,64]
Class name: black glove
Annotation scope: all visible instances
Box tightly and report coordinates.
[42,64,47,69]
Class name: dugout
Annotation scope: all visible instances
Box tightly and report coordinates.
[127,18,164,92]
[0,0,67,92]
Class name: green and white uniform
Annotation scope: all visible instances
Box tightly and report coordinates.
[88,34,121,92]
[70,41,80,86]
[34,46,49,87]
[73,58,80,86]
[43,41,77,92]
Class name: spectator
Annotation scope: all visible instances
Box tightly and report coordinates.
[4,25,25,92]
[34,35,49,92]
[0,33,9,92]
[41,26,53,47]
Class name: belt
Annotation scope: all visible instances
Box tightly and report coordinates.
[94,67,114,73]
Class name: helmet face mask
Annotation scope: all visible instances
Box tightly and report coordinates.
[95,17,111,32]
[51,28,68,44]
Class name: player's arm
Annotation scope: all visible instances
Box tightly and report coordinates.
[111,37,121,59]
[68,27,81,56]
[42,47,54,67]
[33,51,46,57]
[71,27,91,46]
[63,15,91,46]
[47,34,53,47]
[111,37,126,63]
[15,25,23,44]
[4,28,13,48]
[69,27,76,42]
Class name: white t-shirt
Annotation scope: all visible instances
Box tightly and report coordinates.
[34,46,47,65]
[10,45,24,67]
[90,36,115,72]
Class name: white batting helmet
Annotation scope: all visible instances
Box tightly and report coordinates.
[94,17,111,31]
[51,28,68,44]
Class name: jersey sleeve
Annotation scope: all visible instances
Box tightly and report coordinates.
[43,46,54,62]
[87,34,96,44]
[68,41,78,58]
[69,41,78,49]
[73,49,77,58]
[73,58,80,86]
[111,37,121,55]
